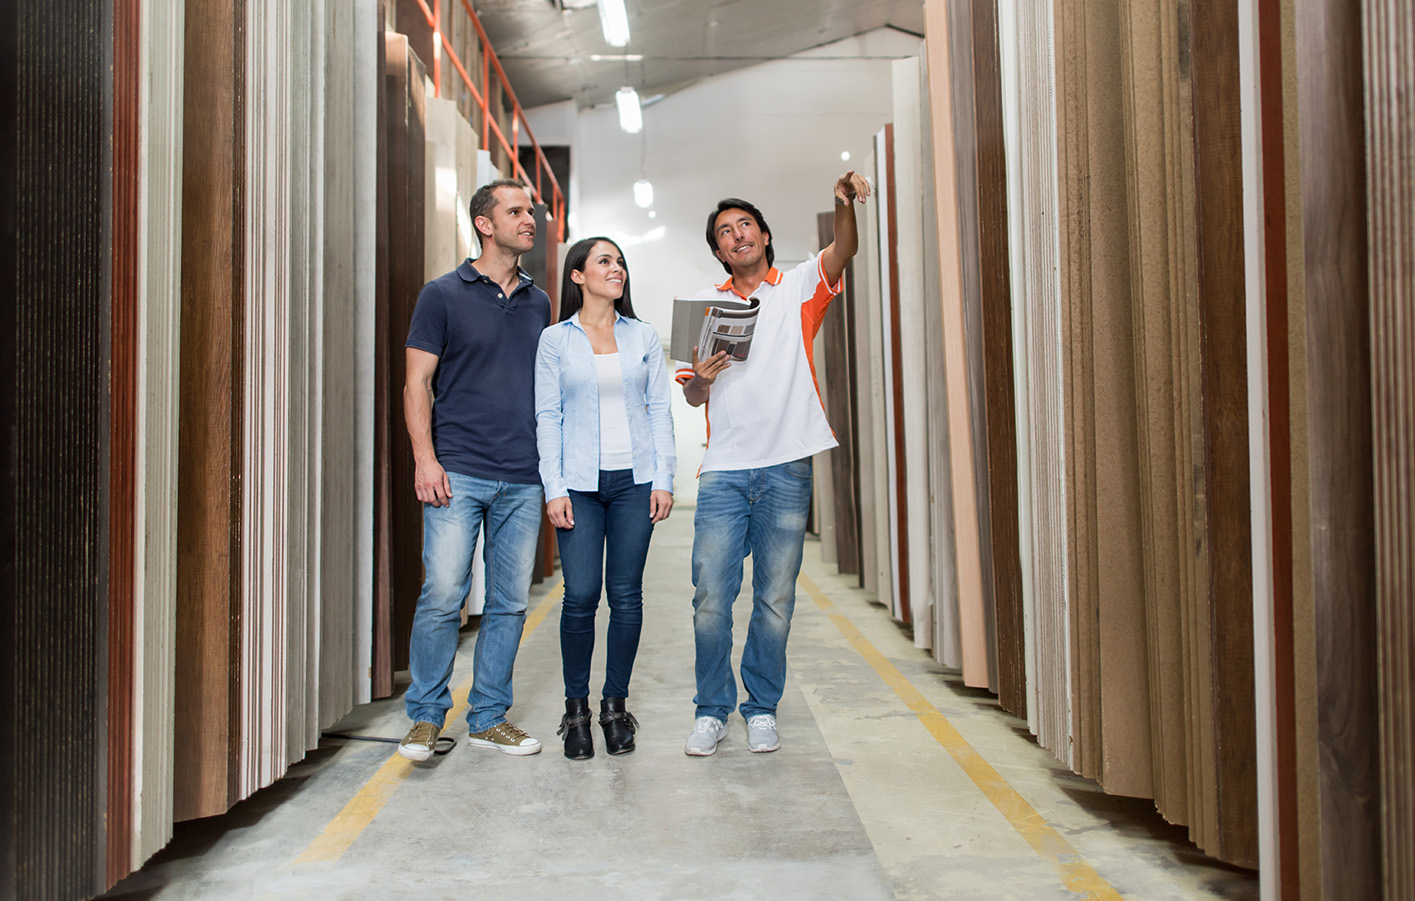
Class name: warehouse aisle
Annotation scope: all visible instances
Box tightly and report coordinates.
[104,513,1257,900]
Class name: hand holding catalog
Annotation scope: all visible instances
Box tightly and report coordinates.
[669,296,761,363]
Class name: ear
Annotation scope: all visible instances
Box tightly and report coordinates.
[571,269,586,285]
[762,232,771,247]
[474,215,493,240]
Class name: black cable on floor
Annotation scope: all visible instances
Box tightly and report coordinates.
[321,731,457,755]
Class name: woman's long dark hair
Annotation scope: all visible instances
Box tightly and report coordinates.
[559,236,637,323]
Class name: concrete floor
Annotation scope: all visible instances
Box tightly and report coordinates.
[105,512,1258,900]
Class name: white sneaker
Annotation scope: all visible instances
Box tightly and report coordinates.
[684,716,728,756]
[746,714,780,753]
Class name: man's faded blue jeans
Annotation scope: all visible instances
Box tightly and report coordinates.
[690,458,812,721]
[405,471,542,733]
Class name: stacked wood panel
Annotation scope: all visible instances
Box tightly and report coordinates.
[1364,6,1415,899]
[1,2,111,897]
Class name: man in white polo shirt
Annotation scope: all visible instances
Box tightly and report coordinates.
[676,171,871,756]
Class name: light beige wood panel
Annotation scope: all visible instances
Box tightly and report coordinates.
[893,56,936,646]
[857,149,891,607]
[1006,0,1070,760]
[134,0,184,867]
[1054,0,1154,798]
[923,0,990,688]
[1364,4,1415,897]
[1116,0,1195,828]
[918,50,962,668]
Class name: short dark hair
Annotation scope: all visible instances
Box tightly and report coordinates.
[559,236,637,323]
[705,198,774,274]
[469,178,530,238]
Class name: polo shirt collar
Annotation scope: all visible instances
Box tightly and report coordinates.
[459,258,534,288]
[568,310,623,331]
[716,266,783,296]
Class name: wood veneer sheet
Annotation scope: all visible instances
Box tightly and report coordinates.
[893,58,936,647]
[923,0,989,688]
[856,153,891,605]
[874,128,908,624]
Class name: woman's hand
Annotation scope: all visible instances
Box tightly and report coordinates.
[547,496,574,530]
[649,490,674,524]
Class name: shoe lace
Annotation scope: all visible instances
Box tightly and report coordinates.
[749,715,776,731]
[497,722,529,742]
[693,716,722,735]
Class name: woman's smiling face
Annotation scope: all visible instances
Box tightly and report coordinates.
[574,240,627,303]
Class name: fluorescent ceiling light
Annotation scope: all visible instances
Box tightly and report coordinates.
[598,0,630,47]
[633,179,654,208]
[616,87,642,133]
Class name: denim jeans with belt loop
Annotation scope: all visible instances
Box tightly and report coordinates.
[690,458,813,721]
[404,471,543,732]
[554,469,655,700]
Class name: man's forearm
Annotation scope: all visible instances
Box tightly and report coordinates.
[683,377,711,407]
[404,383,438,464]
[832,198,859,260]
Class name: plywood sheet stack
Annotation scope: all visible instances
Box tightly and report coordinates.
[967,1,1024,714]
[373,32,428,694]
[854,149,892,611]
[1364,4,1415,897]
[132,0,185,874]
[873,127,909,625]
[997,0,1071,757]
[1114,0,1198,833]
[922,1,990,689]
[1,2,110,896]
[892,58,937,646]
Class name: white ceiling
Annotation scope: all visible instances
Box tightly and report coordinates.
[472,0,926,110]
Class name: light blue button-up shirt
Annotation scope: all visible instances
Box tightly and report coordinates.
[534,312,676,500]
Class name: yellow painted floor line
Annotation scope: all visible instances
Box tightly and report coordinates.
[293,580,564,866]
[798,573,1123,901]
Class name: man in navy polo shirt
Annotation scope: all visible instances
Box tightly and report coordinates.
[398,179,552,761]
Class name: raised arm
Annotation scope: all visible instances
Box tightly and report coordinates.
[819,170,872,287]
[405,347,450,506]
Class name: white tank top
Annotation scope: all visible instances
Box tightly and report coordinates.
[594,353,634,470]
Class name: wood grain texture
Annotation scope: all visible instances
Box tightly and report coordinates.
[385,34,428,673]
[108,0,141,885]
[1191,0,1259,866]
[1255,0,1300,890]
[1293,0,1381,892]
[923,0,990,687]
[817,212,861,577]
[883,124,911,625]
[1,2,111,894]
[373,0,394,699]
[970,0,1025,717]
[135,0,185,867]
[175,0,245,822]
[1363,4,1415,897]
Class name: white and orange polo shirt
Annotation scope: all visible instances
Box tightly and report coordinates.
[674,253,841,474]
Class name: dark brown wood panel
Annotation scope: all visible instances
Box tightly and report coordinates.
[384,34,428,674]
[1365,6,1415,897]
[818,211,861,577]
[1292,0,1380,892]
[107,0,141,886]
[883,124,910,624]
[1,1,112,895]
[970,0,1024,718]
[1190,0,1258,867]
[175,0,245,822]
[1257,0,1299,890]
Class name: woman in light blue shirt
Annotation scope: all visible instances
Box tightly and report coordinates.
[535,236,676,759]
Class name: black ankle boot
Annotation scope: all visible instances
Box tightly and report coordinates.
[599,697,639,755]
[558,698,594,759]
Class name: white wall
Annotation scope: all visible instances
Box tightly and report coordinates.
[527,28,922,503]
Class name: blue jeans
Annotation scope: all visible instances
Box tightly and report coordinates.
[555,470,654,699]
[691,458,813,721]
[405,471,543,732]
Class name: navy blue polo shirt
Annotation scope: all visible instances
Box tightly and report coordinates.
[406,259,552,484]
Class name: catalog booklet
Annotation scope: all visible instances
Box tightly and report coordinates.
[669,296,761,363]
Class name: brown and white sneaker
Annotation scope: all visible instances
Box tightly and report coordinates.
[398,721,441,762]
[467,720,542,756]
